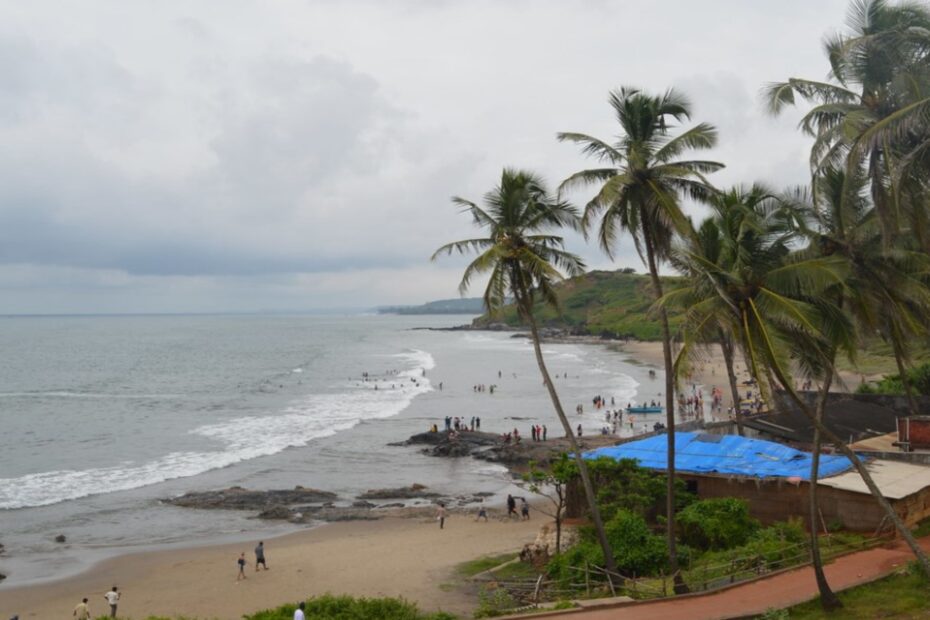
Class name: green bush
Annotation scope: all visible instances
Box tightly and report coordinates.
[244,594,456,620]
[585,457,694,523]
[677,498,760,551]
[473,587,518,618]
[548,509,669,581]
[857,361,930,395]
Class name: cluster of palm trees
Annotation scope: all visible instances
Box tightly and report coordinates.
[433,0,930,608]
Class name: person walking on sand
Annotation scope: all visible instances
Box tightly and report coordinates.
[506,494,517,519]
[104,586,120,618]
[521,498,530,520]
[73,598,90,620]
[237,552,249,581]
[255,541,268,571]
[476,501,488,522]
[436,502,447,529]
[294,601,306,620]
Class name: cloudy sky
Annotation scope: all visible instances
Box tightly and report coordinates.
[0,0,850,314]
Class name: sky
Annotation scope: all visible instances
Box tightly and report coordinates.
[0,0,852,314]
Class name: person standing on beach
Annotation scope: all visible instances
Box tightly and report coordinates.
[520,498,530,520]
[542,425,547,441]
[506,494,517,519]
[237,552,249,581]
[255,541,268,571]
[294,601,306,620]
[73,598,90,620]
[104,586,120,618]
[436,503,447,529]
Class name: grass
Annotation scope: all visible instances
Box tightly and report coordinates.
[781,564,930,619]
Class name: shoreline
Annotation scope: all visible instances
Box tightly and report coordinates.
[0,332,739,618]
[0,508,544,619]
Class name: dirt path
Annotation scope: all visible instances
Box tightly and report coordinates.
[532,538,924,620]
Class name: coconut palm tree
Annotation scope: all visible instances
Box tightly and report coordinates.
[665,185,784,435]
[431,168,618,576]
[765,0,930,246]
[677,184,930,578]
[558,87,723,590]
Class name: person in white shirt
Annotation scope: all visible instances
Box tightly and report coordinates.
[104,586,120,618]
[294,601,306,620]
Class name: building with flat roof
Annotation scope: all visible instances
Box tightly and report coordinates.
[579,432,930,531]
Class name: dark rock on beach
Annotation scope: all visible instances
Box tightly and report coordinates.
[404,430,620,471]
[54,534,66,543]
[257,504,294,520]
[357,483,439,500]
[165,485,338,511]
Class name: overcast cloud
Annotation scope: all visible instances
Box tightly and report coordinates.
[0,0,848,313]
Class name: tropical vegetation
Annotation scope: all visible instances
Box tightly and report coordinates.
[434,0,930,613]
[431,168,619,575]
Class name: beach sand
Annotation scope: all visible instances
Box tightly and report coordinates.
[615,340,875,413]
[0,511,542,619]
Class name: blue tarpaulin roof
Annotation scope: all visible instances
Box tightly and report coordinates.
[582,431,854,480]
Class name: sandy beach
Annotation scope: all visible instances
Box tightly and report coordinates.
[0,509,544,619]
[616,340,877,408]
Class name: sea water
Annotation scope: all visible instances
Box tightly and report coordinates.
[0,314,656,585]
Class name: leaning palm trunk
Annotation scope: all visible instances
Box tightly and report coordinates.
[809,370,841,610]
[891,339,920,417]
[766,354,930,577]
[516,287,617,577]
[643,229,686,593]
[720,332,743,435]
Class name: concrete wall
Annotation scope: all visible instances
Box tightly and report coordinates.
[787,391,930,417]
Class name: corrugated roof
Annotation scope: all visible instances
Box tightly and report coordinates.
[818,460,930,499]
[583,431,854,480]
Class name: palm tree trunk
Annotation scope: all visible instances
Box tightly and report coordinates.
[809,369,842,610]
[642,228,686,594]
[891,338,920,417]
[517,285,618,577]
[765,353,930,577]
[720,331,743,435]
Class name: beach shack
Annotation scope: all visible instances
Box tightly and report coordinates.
[577,431,930,532]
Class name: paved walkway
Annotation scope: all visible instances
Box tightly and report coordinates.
[530,537,925,620]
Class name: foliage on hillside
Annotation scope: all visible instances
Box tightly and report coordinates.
[475,270,681,341]
[857,361,930,396]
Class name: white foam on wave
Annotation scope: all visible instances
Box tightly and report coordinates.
[0,349,435,510]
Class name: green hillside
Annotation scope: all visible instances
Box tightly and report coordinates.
[475,270,681,341]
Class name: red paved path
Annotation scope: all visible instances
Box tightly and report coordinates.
[534,538,925,619]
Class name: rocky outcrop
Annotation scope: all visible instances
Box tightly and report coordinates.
[403,430,620,471]
[165,486,338,511]
[357,484,439,500]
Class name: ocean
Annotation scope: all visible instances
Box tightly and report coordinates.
[0,314,657,586]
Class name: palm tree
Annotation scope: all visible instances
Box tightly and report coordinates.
[668,187,846,607]
[666,185,783,435]
[765,0,930,246]
[558,87,723,590]
[431,168,618,576]
[782,167,930,599]
[676,185,930,578]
